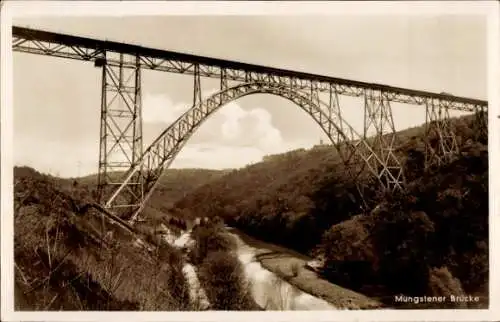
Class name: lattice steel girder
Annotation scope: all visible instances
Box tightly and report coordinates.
[362,89,405,191]
[311,83,358,173]
[97,52,144,209]
[472,104,488,141]
[104,82,404,222]
[12,26,487,112]
[424,98,459,168]
[193,64,202,107]
[319,83,346,147]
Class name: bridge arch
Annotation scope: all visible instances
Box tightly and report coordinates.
[105,81,403,221]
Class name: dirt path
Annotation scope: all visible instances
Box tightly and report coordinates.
[227,227,382,310]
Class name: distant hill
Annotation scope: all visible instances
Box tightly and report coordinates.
[145,168,232,211]
[19,167,232,210]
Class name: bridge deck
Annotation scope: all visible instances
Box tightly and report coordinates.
[12,26,487,111]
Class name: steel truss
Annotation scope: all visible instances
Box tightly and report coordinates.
[11,26,489,218]
[96,53,144,212]
[424,98,459,168]
[473,105,488,142]
[13,26,486,112]
[104,81,406,223]
[312,83,369,206]
[362,89,405,191]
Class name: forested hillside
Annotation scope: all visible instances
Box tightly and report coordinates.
[48,168,230,211]
[173,113,488,307]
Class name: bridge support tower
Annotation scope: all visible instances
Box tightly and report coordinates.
[362,89,405,193]
[424,99,459,169]
[96,52,144,215]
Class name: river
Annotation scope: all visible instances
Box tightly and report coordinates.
[231,231,337,310]
[161,223,337,310]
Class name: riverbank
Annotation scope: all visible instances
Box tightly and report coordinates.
[227,227,382,309]
[230,232,335,310]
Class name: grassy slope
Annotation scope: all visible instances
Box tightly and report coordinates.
[13,166,261,311]
[172,113,488,308]
[13,167,193,310]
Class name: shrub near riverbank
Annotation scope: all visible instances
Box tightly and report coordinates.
[189,218,260,310]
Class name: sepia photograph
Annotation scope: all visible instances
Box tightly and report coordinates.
[1,1,499,321]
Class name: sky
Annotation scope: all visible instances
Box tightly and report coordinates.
[12,15,487,177]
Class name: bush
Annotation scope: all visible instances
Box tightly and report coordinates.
[198,251,258,310]
[190,224,236,265]
[427,266,467,308]
[373,210,435,295]
[320,215,378,288]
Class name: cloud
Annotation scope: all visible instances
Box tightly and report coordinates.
[14,136,98,178]
[142,88,223,125]
[171,144,265,169]
[141,90,295,169]
[16,90,313,177]
[142,93,189,124]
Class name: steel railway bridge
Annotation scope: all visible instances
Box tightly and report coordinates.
[12,26,488,223]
